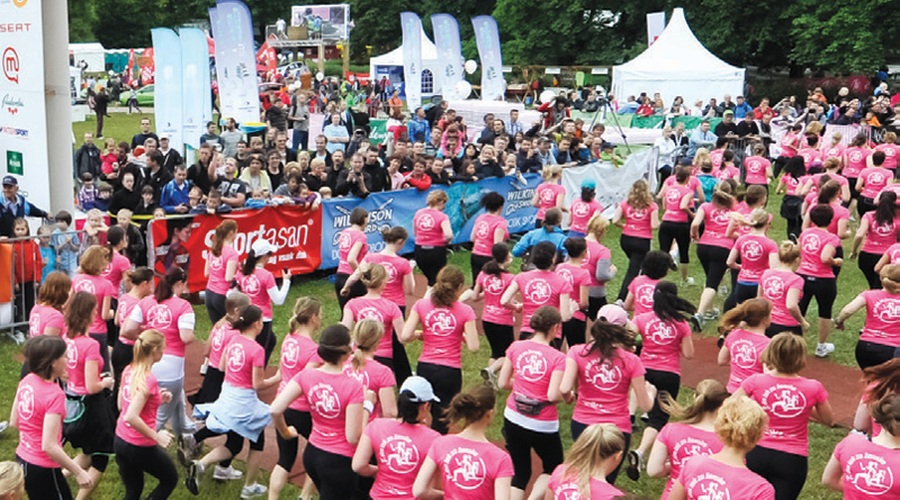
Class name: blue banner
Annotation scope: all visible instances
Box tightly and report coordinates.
[151,28,184,154]
[180,28,212,150]
[431,14,463,100]
[210,0,260,125]
[320,174,540,269]
[400,12,423,111]
[471,16,505,101]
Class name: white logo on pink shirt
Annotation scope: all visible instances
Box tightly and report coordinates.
[672,437,714,465]
[227,344,246,373]
[65,337,78,370]
[524,279,552,304]
[761,384,807,418]
[747,160,761,172]
[710,209,730,226]
[552,483,582,500]
[241,275,261,294]
[845,452,893,495]
[344,366,370,389]
[557,268,574,287]
[28,314,40,336]
[210,325,226,352]
[338,232,352,250]
[849,151,864,163]
[74,279,95,294]
[870,172,886,185]
[873,222,894,238]
[586,359,622,390]
[763,276,785,299]
[309,383,342,418]
[444,448,486,490]
[885,148,896,158]
[281,338,300,369]
[873,298,900,322]
[629,207,648,221]
[687,473,731,500]
[573,202,590,218]
[516,350,548,382]
[802,235,821,254]
[665,189,682,204]
[147,305,173,329]
[731,340,759,369]
[647,320,678,345]
[475,221,489,240]
[357,306,385,323]
[121,372,133,403]
[17,384,35,420]
[742,240,763,260]
[425,309,458,336]
[539,188,555,203]
[484,276,505,295]
[380,435,420,474]
[209,255,223,271]
[637,284,654,309]
[381,262,398,283]
[417,214,436,231]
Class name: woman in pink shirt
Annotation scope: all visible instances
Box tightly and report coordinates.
[345,320,397,421]
[27,270,69,338]
[668,395,775,500]
[798,205,843,357]
[272,324,370,500]
[470,192,509,281]
[835,264,900,369]
[335,207,369,311]
[627,281,696,479]
[341,264,404,376]
[737,332,833,500]
[623,250,676,317]
[192,292,250,406]
[413,190,453,287]
[546,423,626,500]
[204,220,238,324]
[497,307,567,498]
[851,191,899,289]
[557,238,592,347]
[114,330,178,499]
[568,179,603,238]
[856,150,891,216]
[584,216,617,318]
[874,131,900,171]
[236,238,291,364]
[532,164,567,229]
[111,267,153,396]
[726,209,778,304]
[186,305,277,498]
[414,385,514,500]
[776,157,807,240]
[352,376,441,500]
[690,184,737,326]
[72,245,116,372]
[646,380,727,498]
[875,242,900,274]
[401,266,478,434]
[758,242,807,338]
[659,167,697,285]
[612,180,659,302]
[101,226,131,348]
[717,299,772,394]
[843,133,871,213]
[801,181,851,279]
[12,335,92,499]
[467,243,518,383]
[744,144,773,187]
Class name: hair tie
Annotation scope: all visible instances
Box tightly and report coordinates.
[238,315,245,321]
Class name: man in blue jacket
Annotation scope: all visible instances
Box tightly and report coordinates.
[0,176,49,237]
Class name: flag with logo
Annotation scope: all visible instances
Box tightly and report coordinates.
[151,28,184,154]
[431,14,463,101]
[180,27,212,150]
[209,0,261,125]
[400,12,423,111]
[471,16,505,101]
[256,39,277,76]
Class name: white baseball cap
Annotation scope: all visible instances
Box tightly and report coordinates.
[251,238,276,256]
[400,376,440,403]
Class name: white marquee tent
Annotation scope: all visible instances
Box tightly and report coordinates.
[611,8,744,108]
[369,26,442,98]
[69,43,106,73]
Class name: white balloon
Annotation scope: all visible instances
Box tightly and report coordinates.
[455,80,472,99]
[539,90,556,104]
[315,71,325,82]
[464,59,477,75]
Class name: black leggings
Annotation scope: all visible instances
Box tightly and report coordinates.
[374,331,413,386]
[587,296,607,322]
[416,362,462,435]
[570,421,631,485]
[562,318,587,347]
[114,437,178,500]
[470,253,493,284]
[414,245,448,286]
[257,321,276,366]
[276,409,313,470]
[766,323,803,338]
[18,456,72,500]
[746,445,808,500]
[859,196,877,217]
[658,221,691,264]
[89,331,111,374]
[303,443,359,500]
[334,273,366,317]
[858,251,883,289]
[483,321,515,360]
[502,418,564,490]
[798,274,837,319]
[645,369,680,431]
[855,340,899,370]
[696,244,730,290]
[106,298,119,347]
[194,426,265,457]
[205,289,227,325]
[111,339,134,402]
[618,235,651,301]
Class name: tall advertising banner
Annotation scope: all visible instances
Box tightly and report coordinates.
[400,12,422,111]
[647,11,666,46]
[211,0,261,125]
[180,28,212,150]
[471,16,505,101]
[151,28,184,154]
[430,14,463,101]
[0,0,51,213]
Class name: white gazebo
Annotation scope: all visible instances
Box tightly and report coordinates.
[369,26,441,98]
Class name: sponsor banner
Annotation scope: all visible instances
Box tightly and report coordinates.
[430,14,463,100]
[560,147,658,219]
[180,27,212,150]
[320,174,541,269]
[151,28,184,154]
[400,12,422,111]
[471,16,505,101]
[149,206,322,293]
[210,0,262,125]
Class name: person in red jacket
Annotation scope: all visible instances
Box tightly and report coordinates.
[12,218,42,328]
[402,159,432,191]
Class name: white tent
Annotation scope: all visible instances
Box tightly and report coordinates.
[611,8,744,108]
[369,27,442,97]
[69,43,106,73]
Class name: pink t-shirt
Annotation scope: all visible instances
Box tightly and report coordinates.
[798,147,822,170]
[413,208,449,247]
[471,213,509,256]
[130,296,195,357]
[874,143,900,170]
[741,373,828,456]
[760,269,804,326]
[279,333,321,412]
[859,167,891,199]
[556,263,591,322]
[536,183,566,220]
[805,202,849,236]
[504,340,566,423]
[206,245,239,294]
[698,203,736,249]
[678,455,775,500]
[709,149,725,169]
[236,267,277,319]
[15,373,66,468]
[28,305,65,337]
[293,368,365,457]
[715,164,740,181]
[337,228,368,275]
[513,270,572,333]
[744,156,771,185]
[222,334,264,389]
[634,313,691,375]
[115,293,141,346]
[861,212,899,254]
[723,329,771,393]
[569,199,603,234]
[883,243,900,265]
[65,335,102,395]
[657,423,724,500]
[427,435,514,500]
[208,321,239,370]
[843,147,870,178]
[363,253,412,307]
[811,172,849,190]
[662,184,694,223]
[832,432,900,500]
[860,289,900,347]
[568,346,645,432]
[476,271,515,326]
[619,200,657,239]
[364,419,440,500]
[781,133,799,158]
[116,365,162,447]
[101,251,131,293]
[628,275,660,317]
[412,299,476,368]
[72,273,116,334]
[346,296,403,358]
[733,234,778,282]
[666,175,702,198]
[343,358,396,420]
[780,174,802,196]
[798,227,841,278]
[547,464,624,500]
[822,143,845,162]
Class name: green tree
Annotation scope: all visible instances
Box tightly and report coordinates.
[93,0,160,48]
[69,0,98,42]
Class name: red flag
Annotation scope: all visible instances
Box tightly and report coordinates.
[125,49,135,84]
[256,39,277,73]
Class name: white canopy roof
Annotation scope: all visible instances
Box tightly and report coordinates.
[369,26,438,73]
[612,8,744,108]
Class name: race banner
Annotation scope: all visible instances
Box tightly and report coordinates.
[149,206,322,293]
[180,27,212,150]
[400,12,423,111]
[471,16,505,101]
[560,148,658,219]
[151,28,184,154]
[431,14,463,100]
[210,0,260,125]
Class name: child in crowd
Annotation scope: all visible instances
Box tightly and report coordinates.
[81,208,109,251]
[134,185,158,231]
[94,183,113,212]
[37,225,56,283]
[116,209,146,266]
[12,218,42,326]
[319,186,333,200]
[152,207,167,220]
[77,173,99,211]
[51,210,80,277]
[191,190,233,215]
[244,188,269,209]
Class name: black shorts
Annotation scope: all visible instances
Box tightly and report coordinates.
[644,369,680,431]
[746,445,808,500]
[483,321,515,360]
[855,340,899,370]
[847,178,859,200]
[502,418,563,490]
[798,274,836,319]
[696,244,731,289]
[276,408,313,471]
[414,245,448,286]
[416,362,462,435]
[766,323,803,338]
[470,253,493,284]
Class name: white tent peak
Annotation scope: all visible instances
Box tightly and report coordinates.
[369,26,438,74]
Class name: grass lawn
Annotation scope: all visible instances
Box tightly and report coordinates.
[9,114,862,498]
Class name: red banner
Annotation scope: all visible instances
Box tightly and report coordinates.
[150,206,322,293]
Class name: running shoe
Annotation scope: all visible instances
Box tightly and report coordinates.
[213,465,244,481]
[690,313,704,332]
[186,460,204,495]
[625,450,643,481]
[815,343,835,358]
[480,367,498,390]
[240,482,268,499]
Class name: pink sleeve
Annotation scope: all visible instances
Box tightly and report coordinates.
[496,451,514,478]
[815,380,829,404]
[740,374,759,395]
[48,312,65,330]
[551,352,566,373]
[461,304,476,323]
[379,365,397,388]
[629,353,646,378]
[391,303,403,322]
[252,345,265,369]
[48,389,66,416]
[86,341,103,363]
[264,270,276,290]
[412,299,425,317]
[348,379,365,404]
